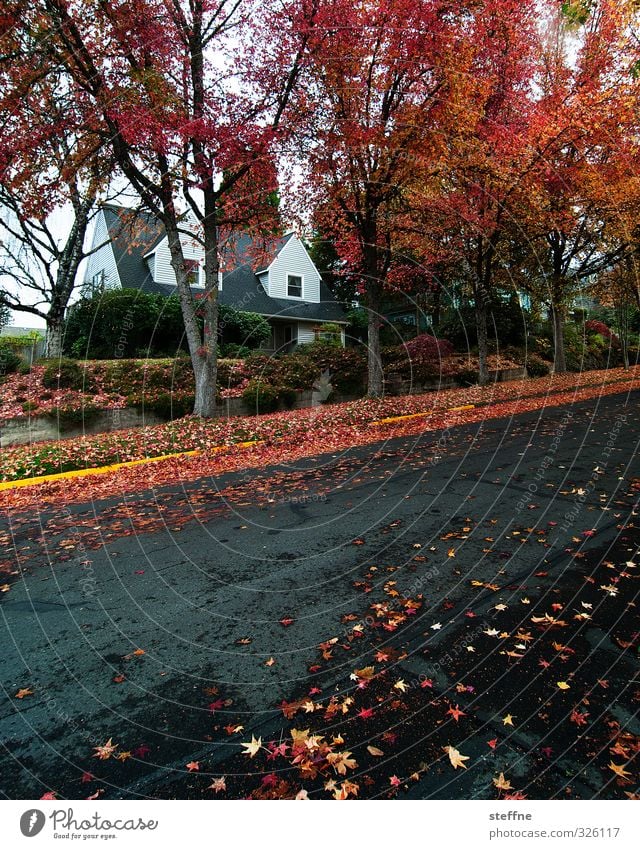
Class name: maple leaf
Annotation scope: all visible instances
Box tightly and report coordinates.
[295,789,309,800]
[353,666,375,680]
[15,688,34,699]
[608,761,633,780]
[326,751,357,775]
[493,772,513,791]
[367,745,384,757]
[358,707,374,720]
[224,724,244,735]
[209,777,226,793]
[394,679,408,693]
[265,657,276,666]
[557,681,571,690]
[93,738,118,760]
[241,736,263,758]
[279,617,294,627]
[389,775,401,786]
[487,738,498,749]
[40,791,57,800]
[186,761,200,772]
[116,751,132,762]
[502,714,515,726]
[444,745,470,769]
[447,704,466,722]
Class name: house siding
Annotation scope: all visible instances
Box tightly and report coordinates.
[84,209,119,289]
[151,233,204,287]
[297,323,317,345]
[267,238,320,302]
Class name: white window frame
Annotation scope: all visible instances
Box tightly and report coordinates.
[287,273,304,299]
[185,259,201,288]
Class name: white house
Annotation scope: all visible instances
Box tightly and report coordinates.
[83,205,347,351]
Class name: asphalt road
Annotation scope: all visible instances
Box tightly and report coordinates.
[1,388,639,798]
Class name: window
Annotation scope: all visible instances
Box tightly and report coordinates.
[287,274,303,298]
[184,259,200,287]
[90,270,105,293]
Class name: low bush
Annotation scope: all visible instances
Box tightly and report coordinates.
[525,354,551,377]
[127,391,195,420]
[42,358,88,390]
[383,334,454,384]
[0,343,22,376]
[46,402,101,431]
[242,380,280,413]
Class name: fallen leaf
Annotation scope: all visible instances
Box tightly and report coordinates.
[445,745,470,769]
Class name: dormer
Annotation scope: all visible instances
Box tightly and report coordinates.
[259,234,321,302]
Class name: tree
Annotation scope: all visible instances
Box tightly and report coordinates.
[19,0,318,416]
[296,0,468,395]
[406,1,542,382]
[0,30,112,356]
[515,0,636,373]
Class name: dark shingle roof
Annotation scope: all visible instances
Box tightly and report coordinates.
[220,264,347,323]
[101,205,347,323]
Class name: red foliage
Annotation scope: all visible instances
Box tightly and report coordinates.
[585,320,619,345]
[401,334,454,361]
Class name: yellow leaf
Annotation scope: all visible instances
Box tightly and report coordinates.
[493,772,513,791]
[444,745,470,769]
[241,735,262,758]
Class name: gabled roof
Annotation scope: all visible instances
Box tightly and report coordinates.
[102,204,164,293]
[99,205,347,323]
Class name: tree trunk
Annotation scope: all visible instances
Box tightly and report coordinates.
[475,298,489,385]
[46,316,64,358]
[366,276,384,397]
[431,285,441,330]
[551,303,567,373]
[164,219,218,417]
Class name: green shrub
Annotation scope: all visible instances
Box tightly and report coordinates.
[42,358,87,390]
[47,403,101,431]
[220,343,253,358]
[64,290,187,358]
[0,343,21,375]
[127,391,195,420]
[277,386,299,409]
[242,380,280,413]
[218,304,271,350]
[525,354,550,377]
[314,323,342,346]
[293,342,366,394]
[21,401,39,414]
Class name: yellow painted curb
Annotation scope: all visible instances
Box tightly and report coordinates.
[0,440,260,492]
[370,403,475,427]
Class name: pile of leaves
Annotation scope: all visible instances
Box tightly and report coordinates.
[1,366,639,505]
